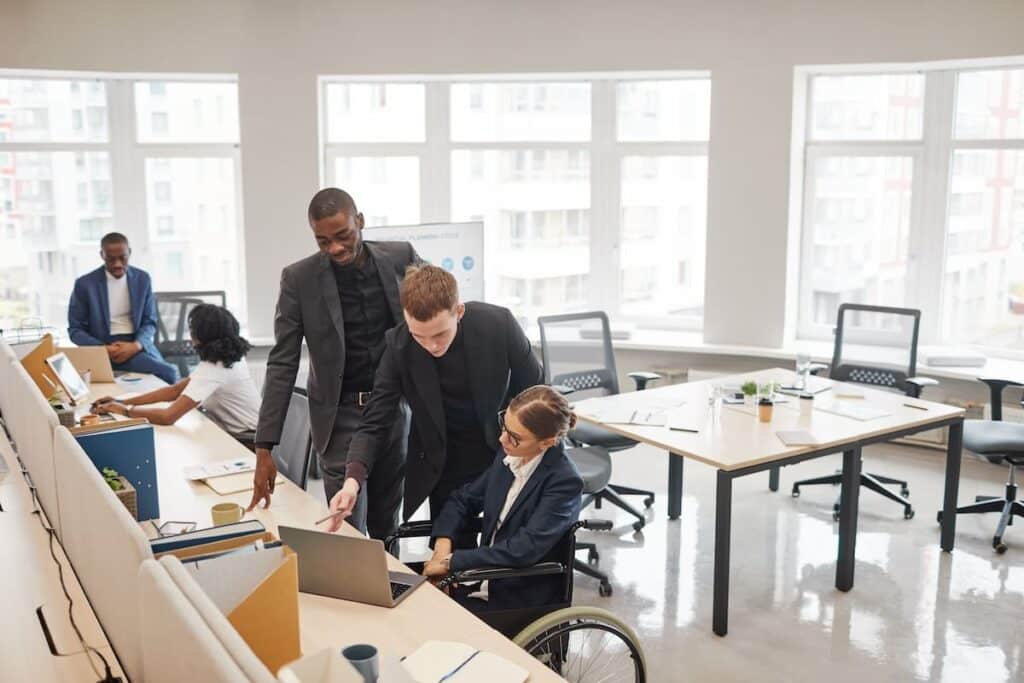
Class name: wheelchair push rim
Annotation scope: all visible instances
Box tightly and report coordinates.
[513,606,646,682]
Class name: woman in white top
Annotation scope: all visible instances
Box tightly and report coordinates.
[91,304,261,445]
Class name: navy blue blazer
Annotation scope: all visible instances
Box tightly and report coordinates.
[432,442,583,610]
[67,265,160,356]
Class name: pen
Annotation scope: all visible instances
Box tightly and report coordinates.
[315,509,347,525]
[669,426,699,433]
[903,403,928,411]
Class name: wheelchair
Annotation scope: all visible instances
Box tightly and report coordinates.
[386,518,647,682]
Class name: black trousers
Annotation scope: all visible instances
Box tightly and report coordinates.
[319,399,410,540]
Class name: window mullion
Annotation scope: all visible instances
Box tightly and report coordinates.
[107,80,149,258]
[422,81,450,223]
[590,80,618,316]
[913,70,956,344]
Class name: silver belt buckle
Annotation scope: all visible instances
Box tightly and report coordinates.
[358,391,371,407]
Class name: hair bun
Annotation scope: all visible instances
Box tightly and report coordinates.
[567,412,578,431]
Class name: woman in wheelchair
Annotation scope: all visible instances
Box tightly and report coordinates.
[423,384,584,612]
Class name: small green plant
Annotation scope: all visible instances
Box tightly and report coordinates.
[102,467,124,492]
[741,381,758,396]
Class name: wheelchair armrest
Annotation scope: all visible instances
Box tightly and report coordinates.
[440,562,566,588]
[628,371,662,391]
[384,518,485,556]
[551,384,576,396]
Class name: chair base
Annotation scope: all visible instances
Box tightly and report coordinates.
[607,484,656,509]
[937,479,1024,553]
[573,544,612,597]
[792,470,914,520]
[583,487,648,531]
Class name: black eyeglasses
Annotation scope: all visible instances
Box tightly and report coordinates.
[497,410,523,448]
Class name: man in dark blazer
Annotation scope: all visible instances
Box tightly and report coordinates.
[67,232,179,385]
[325,264,544,538]
[250,188,420,539]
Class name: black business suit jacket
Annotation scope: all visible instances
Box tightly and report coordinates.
[346,302,544,516]
[432,443,583,610]
[255,241,420,456]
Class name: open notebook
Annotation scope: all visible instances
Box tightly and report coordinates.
[402,641,528,683]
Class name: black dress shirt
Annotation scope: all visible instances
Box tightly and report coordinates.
[332,249,394,393]
[435,325,493,485]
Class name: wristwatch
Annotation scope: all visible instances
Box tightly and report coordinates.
[125,404,133,417]
[442,554,452,571]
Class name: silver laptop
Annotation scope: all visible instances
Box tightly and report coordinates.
[58,345,115,383]
[278,526,426,607]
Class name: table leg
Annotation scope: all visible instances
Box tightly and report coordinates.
[836,447,861,592]
[941,420,964,553]
[768,466,780,492]
[668,453,684,520]
[713,469,732,636]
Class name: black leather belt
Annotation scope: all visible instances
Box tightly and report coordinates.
[340,391,372,407]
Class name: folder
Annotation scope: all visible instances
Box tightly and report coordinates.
[185,542,302,674]
[154,530,277,561]
[18,333,58,398]
[75,422,160,520]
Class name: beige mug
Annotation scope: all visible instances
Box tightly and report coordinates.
[211,502,243,526]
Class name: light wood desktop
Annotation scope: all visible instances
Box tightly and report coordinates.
[573,367,966,636]
[0,438,126,682]
[98,379,562,681]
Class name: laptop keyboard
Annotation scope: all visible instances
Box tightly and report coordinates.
[390,581,412,601]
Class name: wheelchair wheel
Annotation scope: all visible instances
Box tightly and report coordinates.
[513,606,646,682]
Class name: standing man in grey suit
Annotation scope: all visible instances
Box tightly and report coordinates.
[248,188,420,539]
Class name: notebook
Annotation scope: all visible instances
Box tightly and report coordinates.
[202,471,285,495]
[815,402,890,421]
[776,430,819,446]
[401,641,527,683]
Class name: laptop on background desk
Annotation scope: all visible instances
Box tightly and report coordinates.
[57,345,115,383]
[278,526,426,607]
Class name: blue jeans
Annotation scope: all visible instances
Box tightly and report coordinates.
[109,335,180,384]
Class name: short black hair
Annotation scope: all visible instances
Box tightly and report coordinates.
[186,304,251,368]
[308,188,358,223]
[100,232,130,248]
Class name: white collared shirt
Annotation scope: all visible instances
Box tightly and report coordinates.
[106,270,134,335]
[491,452,544,545]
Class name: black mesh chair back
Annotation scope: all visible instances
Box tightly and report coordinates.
[538,312,620,400]
[154,290,227,376]
[272,390,312,490]
[829,303,920,392]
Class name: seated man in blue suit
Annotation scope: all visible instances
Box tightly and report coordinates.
[425,385,583,612]
[67,232,180,385]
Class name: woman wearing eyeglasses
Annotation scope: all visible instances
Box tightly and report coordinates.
[423,385,583,612]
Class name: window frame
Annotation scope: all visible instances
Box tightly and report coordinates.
[794,59,1024,358]
[319,71,711,331]
[0,69,246,328]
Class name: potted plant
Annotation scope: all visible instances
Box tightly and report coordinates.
[102,466,138,520]
[741,381,758,408]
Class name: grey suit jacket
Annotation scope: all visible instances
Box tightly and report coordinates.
[255,241,420,456]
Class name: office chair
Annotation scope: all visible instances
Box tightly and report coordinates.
[154,290,227,378]
[937,377,1024,553]
[791,303,938,520]
[538,312,660,531]
[271,390,313,490]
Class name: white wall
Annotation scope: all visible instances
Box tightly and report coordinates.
[3,0,1023,343]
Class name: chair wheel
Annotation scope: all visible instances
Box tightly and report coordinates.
[632,520,645,532]
[904,508,915,520]
[643,496,655,509]
[791,487,800,498]
[936,511,943,524]
[598,582,613,597]
[588,549,600,564]
[901,488,910,498]
[832,510,841,522]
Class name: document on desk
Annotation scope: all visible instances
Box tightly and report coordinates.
[815,402,890,421]
[402,641,527,683]
[596,407,667,426]
[184,457,255,481]
[776,430,820,446]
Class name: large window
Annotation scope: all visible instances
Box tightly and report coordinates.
[0,73,244,334]
[798,64,1024,354]
[321,74,711,327]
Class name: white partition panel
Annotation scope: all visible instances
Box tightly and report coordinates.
[54,427,152,682]
[8,361,61,532]
[158,556,277,683]
[139,559,254,683]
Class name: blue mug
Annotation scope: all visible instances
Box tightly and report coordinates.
[342,644,379,682]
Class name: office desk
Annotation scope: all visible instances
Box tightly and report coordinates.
[0,438,126,682]
[97,380,562,681]
[572,367,965,636]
